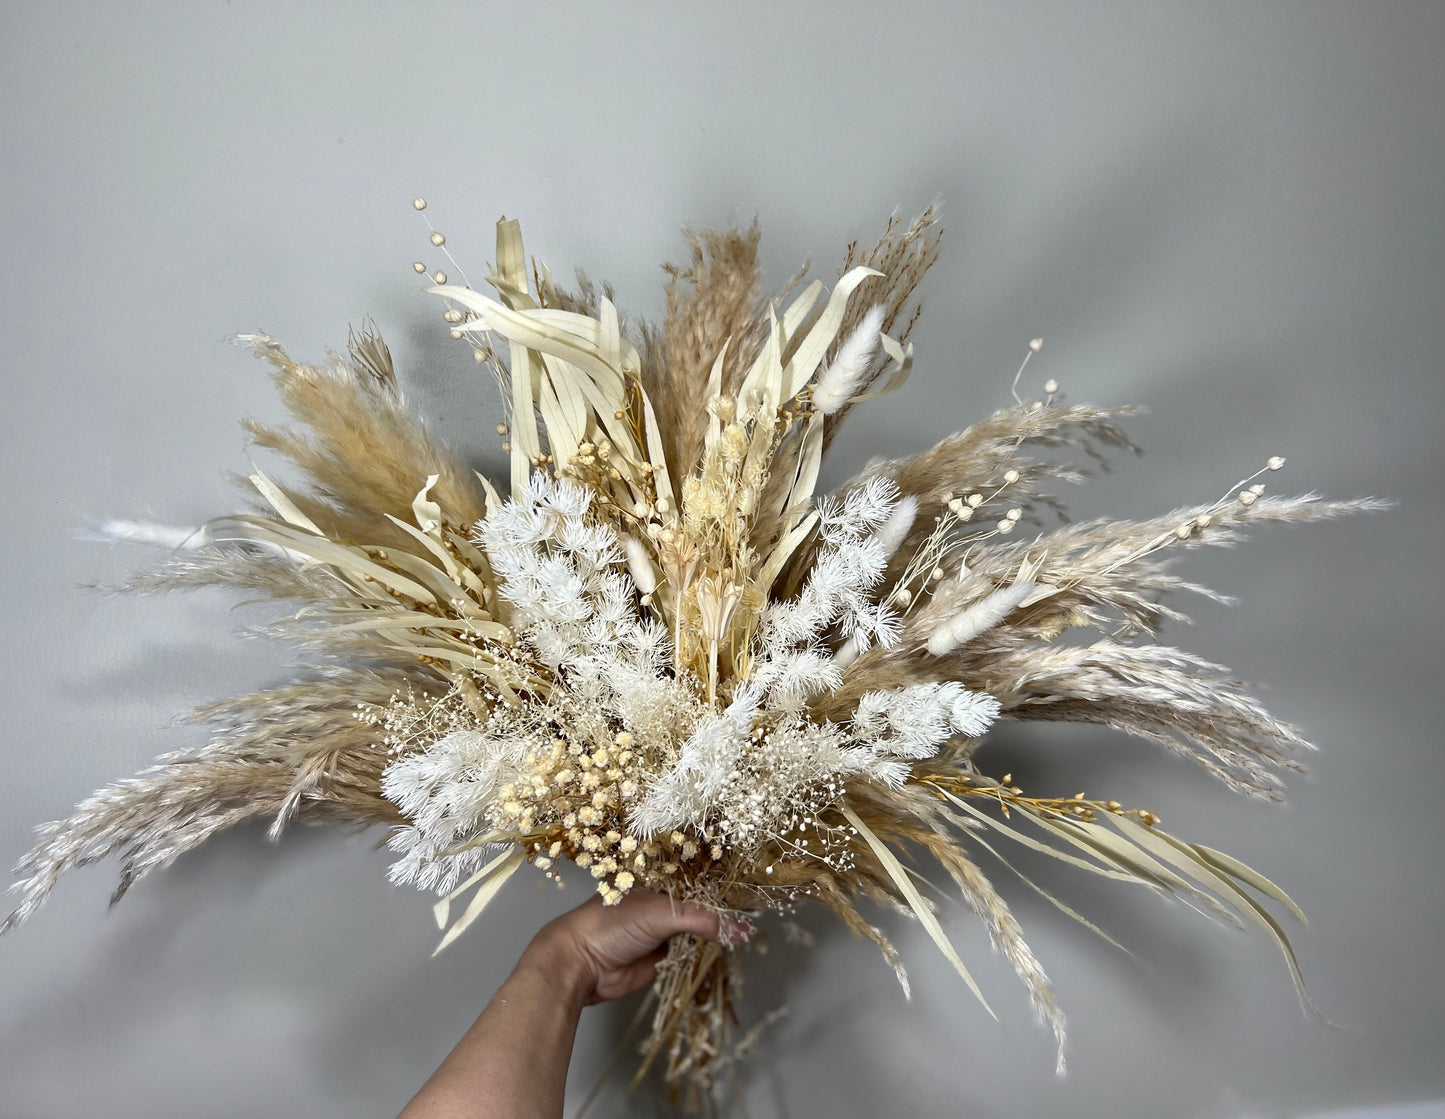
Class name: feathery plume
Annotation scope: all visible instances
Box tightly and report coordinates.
[812,303,886,414]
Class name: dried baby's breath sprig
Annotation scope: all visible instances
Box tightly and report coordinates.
[4,205,1385,1109]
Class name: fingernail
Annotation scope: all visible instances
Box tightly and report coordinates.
[720,915,755,946]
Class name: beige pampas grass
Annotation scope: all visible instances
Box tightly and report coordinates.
[4,204,1385,1109]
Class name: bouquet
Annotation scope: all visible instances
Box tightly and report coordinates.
[3,202,1380,1107]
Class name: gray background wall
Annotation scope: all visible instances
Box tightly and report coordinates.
[2,3,1442,1116]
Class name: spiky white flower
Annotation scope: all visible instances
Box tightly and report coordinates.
[382,729,528,891]
[632,685,761,837]
[851,682,1000,759]
[760,477,903,668]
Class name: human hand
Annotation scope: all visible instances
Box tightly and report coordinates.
[524,891,738,1006]
[398,891,750,1119]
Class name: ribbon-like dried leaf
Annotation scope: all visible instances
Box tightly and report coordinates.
[842,804,996,1018]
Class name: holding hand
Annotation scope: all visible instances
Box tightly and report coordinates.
[400,890,733,1119]
[530,889,728,1005]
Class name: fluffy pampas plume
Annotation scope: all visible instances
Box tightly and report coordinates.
[4,202,1387,1109]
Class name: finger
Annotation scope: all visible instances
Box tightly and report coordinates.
[609,953,662,1000]
[618,890,722,946]
[718,913,755,947]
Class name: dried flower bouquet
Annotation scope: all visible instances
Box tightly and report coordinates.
[4,203,1381,1106]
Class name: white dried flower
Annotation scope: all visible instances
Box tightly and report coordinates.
[926,582,1037,657]
[812,304,886,414]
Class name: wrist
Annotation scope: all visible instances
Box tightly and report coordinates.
[515,924,595,1011]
